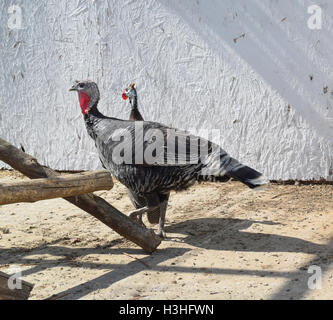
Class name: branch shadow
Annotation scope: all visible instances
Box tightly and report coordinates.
[270,237,333,300]
[1,217,331,299]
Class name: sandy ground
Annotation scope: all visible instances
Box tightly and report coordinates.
[0,170,332,300]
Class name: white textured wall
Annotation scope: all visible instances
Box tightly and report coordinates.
[0,0,332,180]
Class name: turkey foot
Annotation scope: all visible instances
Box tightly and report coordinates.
[128,206,148,227]
[128,206,158,228]
[128,206,149,219]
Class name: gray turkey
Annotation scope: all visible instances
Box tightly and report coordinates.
[122,83,169,226]
[69,80,268,238]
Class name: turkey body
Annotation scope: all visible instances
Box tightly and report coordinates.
[85,109,265,195]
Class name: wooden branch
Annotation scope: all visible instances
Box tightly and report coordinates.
[0,137,161,253]
[0,171,113,205]
[0,271,34,300]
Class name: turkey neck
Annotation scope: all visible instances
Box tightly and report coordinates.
[131,94,138,111]
[129,108,144,121]
[84,102,106,138]
[129,95,144,121]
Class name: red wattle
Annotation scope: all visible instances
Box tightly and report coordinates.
[78,92,91,115]
[122,90,128,100]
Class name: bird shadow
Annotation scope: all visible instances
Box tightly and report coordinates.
[165,217,326,255]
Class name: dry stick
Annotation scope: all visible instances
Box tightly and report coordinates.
[122,252,152,269]
[271,192,293,199]
[0,137,161,253]
[0,170,113,205]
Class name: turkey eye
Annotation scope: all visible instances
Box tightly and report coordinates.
[79,83,85,88]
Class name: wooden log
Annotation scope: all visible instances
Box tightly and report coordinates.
[0,171,113,205]
[0,271,34,300]
[0,137,161,253]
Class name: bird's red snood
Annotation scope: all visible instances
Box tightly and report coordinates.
[78,92,91,115]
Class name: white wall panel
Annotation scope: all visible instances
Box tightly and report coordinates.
[0,0,332,180]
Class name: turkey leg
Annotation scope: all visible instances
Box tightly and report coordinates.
[157,201,168,238]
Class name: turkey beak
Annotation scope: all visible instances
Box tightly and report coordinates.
[69,85,77,92]
[69,81,80,91]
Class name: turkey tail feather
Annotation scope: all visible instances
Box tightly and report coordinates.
[228,165,268,189]
[201,149,268,189]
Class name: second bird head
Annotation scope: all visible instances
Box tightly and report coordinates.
[122,83,137,106]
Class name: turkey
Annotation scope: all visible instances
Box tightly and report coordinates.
[122,83,169,226]
[69,80,268,238]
